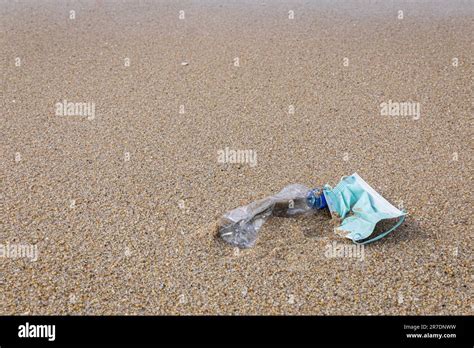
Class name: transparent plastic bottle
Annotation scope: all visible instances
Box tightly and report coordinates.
[218,184,327,248]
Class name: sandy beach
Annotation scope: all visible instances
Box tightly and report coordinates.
[1,0,472,314]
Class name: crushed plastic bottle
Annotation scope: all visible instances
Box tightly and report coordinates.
[218,184,327,248]
[217,173,407,248]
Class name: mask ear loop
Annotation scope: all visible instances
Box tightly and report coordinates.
[354,211,407,245]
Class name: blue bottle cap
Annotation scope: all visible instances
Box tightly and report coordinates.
[307,188,328,210]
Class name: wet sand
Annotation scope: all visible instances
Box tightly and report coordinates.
[1,0,472,314]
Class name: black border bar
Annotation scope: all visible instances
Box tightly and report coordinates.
[0,315,472,346]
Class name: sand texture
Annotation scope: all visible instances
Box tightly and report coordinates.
[1,0,473,314]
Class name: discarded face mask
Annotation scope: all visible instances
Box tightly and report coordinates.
[217,173,406,248]
[323,173,406,244]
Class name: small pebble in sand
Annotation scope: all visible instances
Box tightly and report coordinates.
[398,293,404,305]
[241,287,248,297]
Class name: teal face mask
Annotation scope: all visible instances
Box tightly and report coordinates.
[323,173,406,244]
